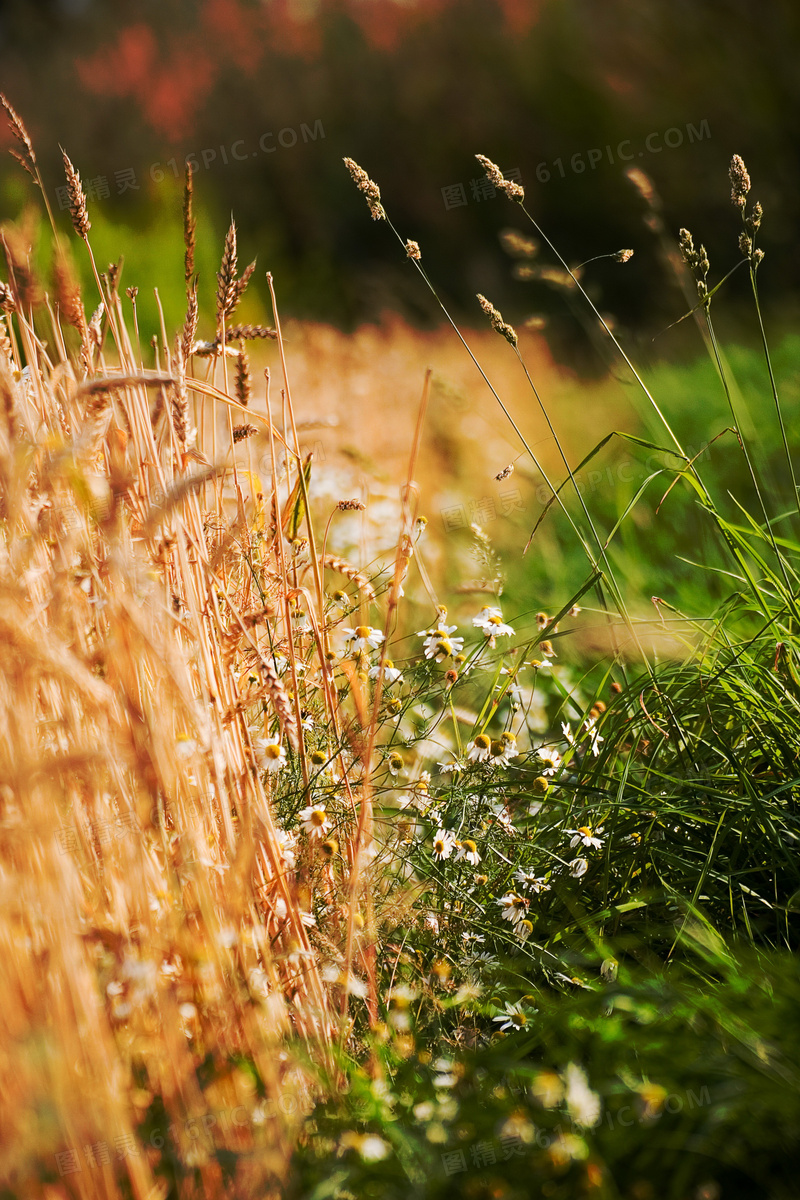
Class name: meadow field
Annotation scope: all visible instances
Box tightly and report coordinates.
[0,92,799,1200]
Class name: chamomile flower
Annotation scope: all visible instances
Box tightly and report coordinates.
[455,839,481,866]
[564,1063,601,1128]
[438,757,465,775]
[368,659,404,684]
[583,717,604,757]
[527,660,551,677]
[342,625,384,655]
[496,892,530,928]
[473,606,515,647]
[432,828,457,861]
[419,623,465,662]
[496,729,522,758]
[386,751,404,776]
[567,825,605,850]
[514,868,550,893]
[255,736,287,773]
[569,857,589,878]
[275,828,297,870]
[492,1002,529,1032]
[468,733,492,762]
[298,804,331,840]
[536,745,562,775]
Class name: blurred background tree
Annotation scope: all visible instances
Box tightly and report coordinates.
[1,0,798,363]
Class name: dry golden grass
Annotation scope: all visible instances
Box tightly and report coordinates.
[0,175,410,1197]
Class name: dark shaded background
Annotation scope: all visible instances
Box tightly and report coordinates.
[0,0,798,364]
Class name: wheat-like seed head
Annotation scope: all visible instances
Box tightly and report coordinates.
[225,323,277,342]
[183,163,196,287]
[60,148,91,240]
[323,553,376,601]
[0,92,37,182]
[235,340,252,406]
[181,276,199,365]
[53,246,87,336]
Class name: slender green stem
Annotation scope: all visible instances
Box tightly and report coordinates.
[749,267,800,522]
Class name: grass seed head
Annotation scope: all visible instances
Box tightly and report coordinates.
[729,154,751,208]
[476,293,518,346]
[475,154,525,203]
[343,157,386,220]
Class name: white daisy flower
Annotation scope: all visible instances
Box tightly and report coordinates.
[567,825,605,850]
[368,659,404,684]
[492,1002,529,1032]
[455,838,481,866]
[514,868,550,893]
[432,828,457,861]
[583,717,604,757]
[275,828,297,870]
[564,1063,601,1128]
[342,625,384,655]
[175,734,198,759]
[468,733,492,762]
[438,757,465,774]
[419,623,465,662]
[496,892,529,928]
[291,609,311,633]
[487,731,518,765]
[255,736,287,773]
[386,751,404,776]
[499,667,525,706]
[561,721,575,745]
[298,804,331,840]
[569,857,589,878]
[472,606,515,647]
[537,745,562,775]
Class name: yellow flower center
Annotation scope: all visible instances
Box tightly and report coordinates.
[435,639,452,656]
[265,744,282,759]
[577,825,593,837]
[474,734,491,751]
[460,839,477,854]
[310,809,327,827]
[354,625,371,638]
[310,751,327,765]
[488,615,502,625]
